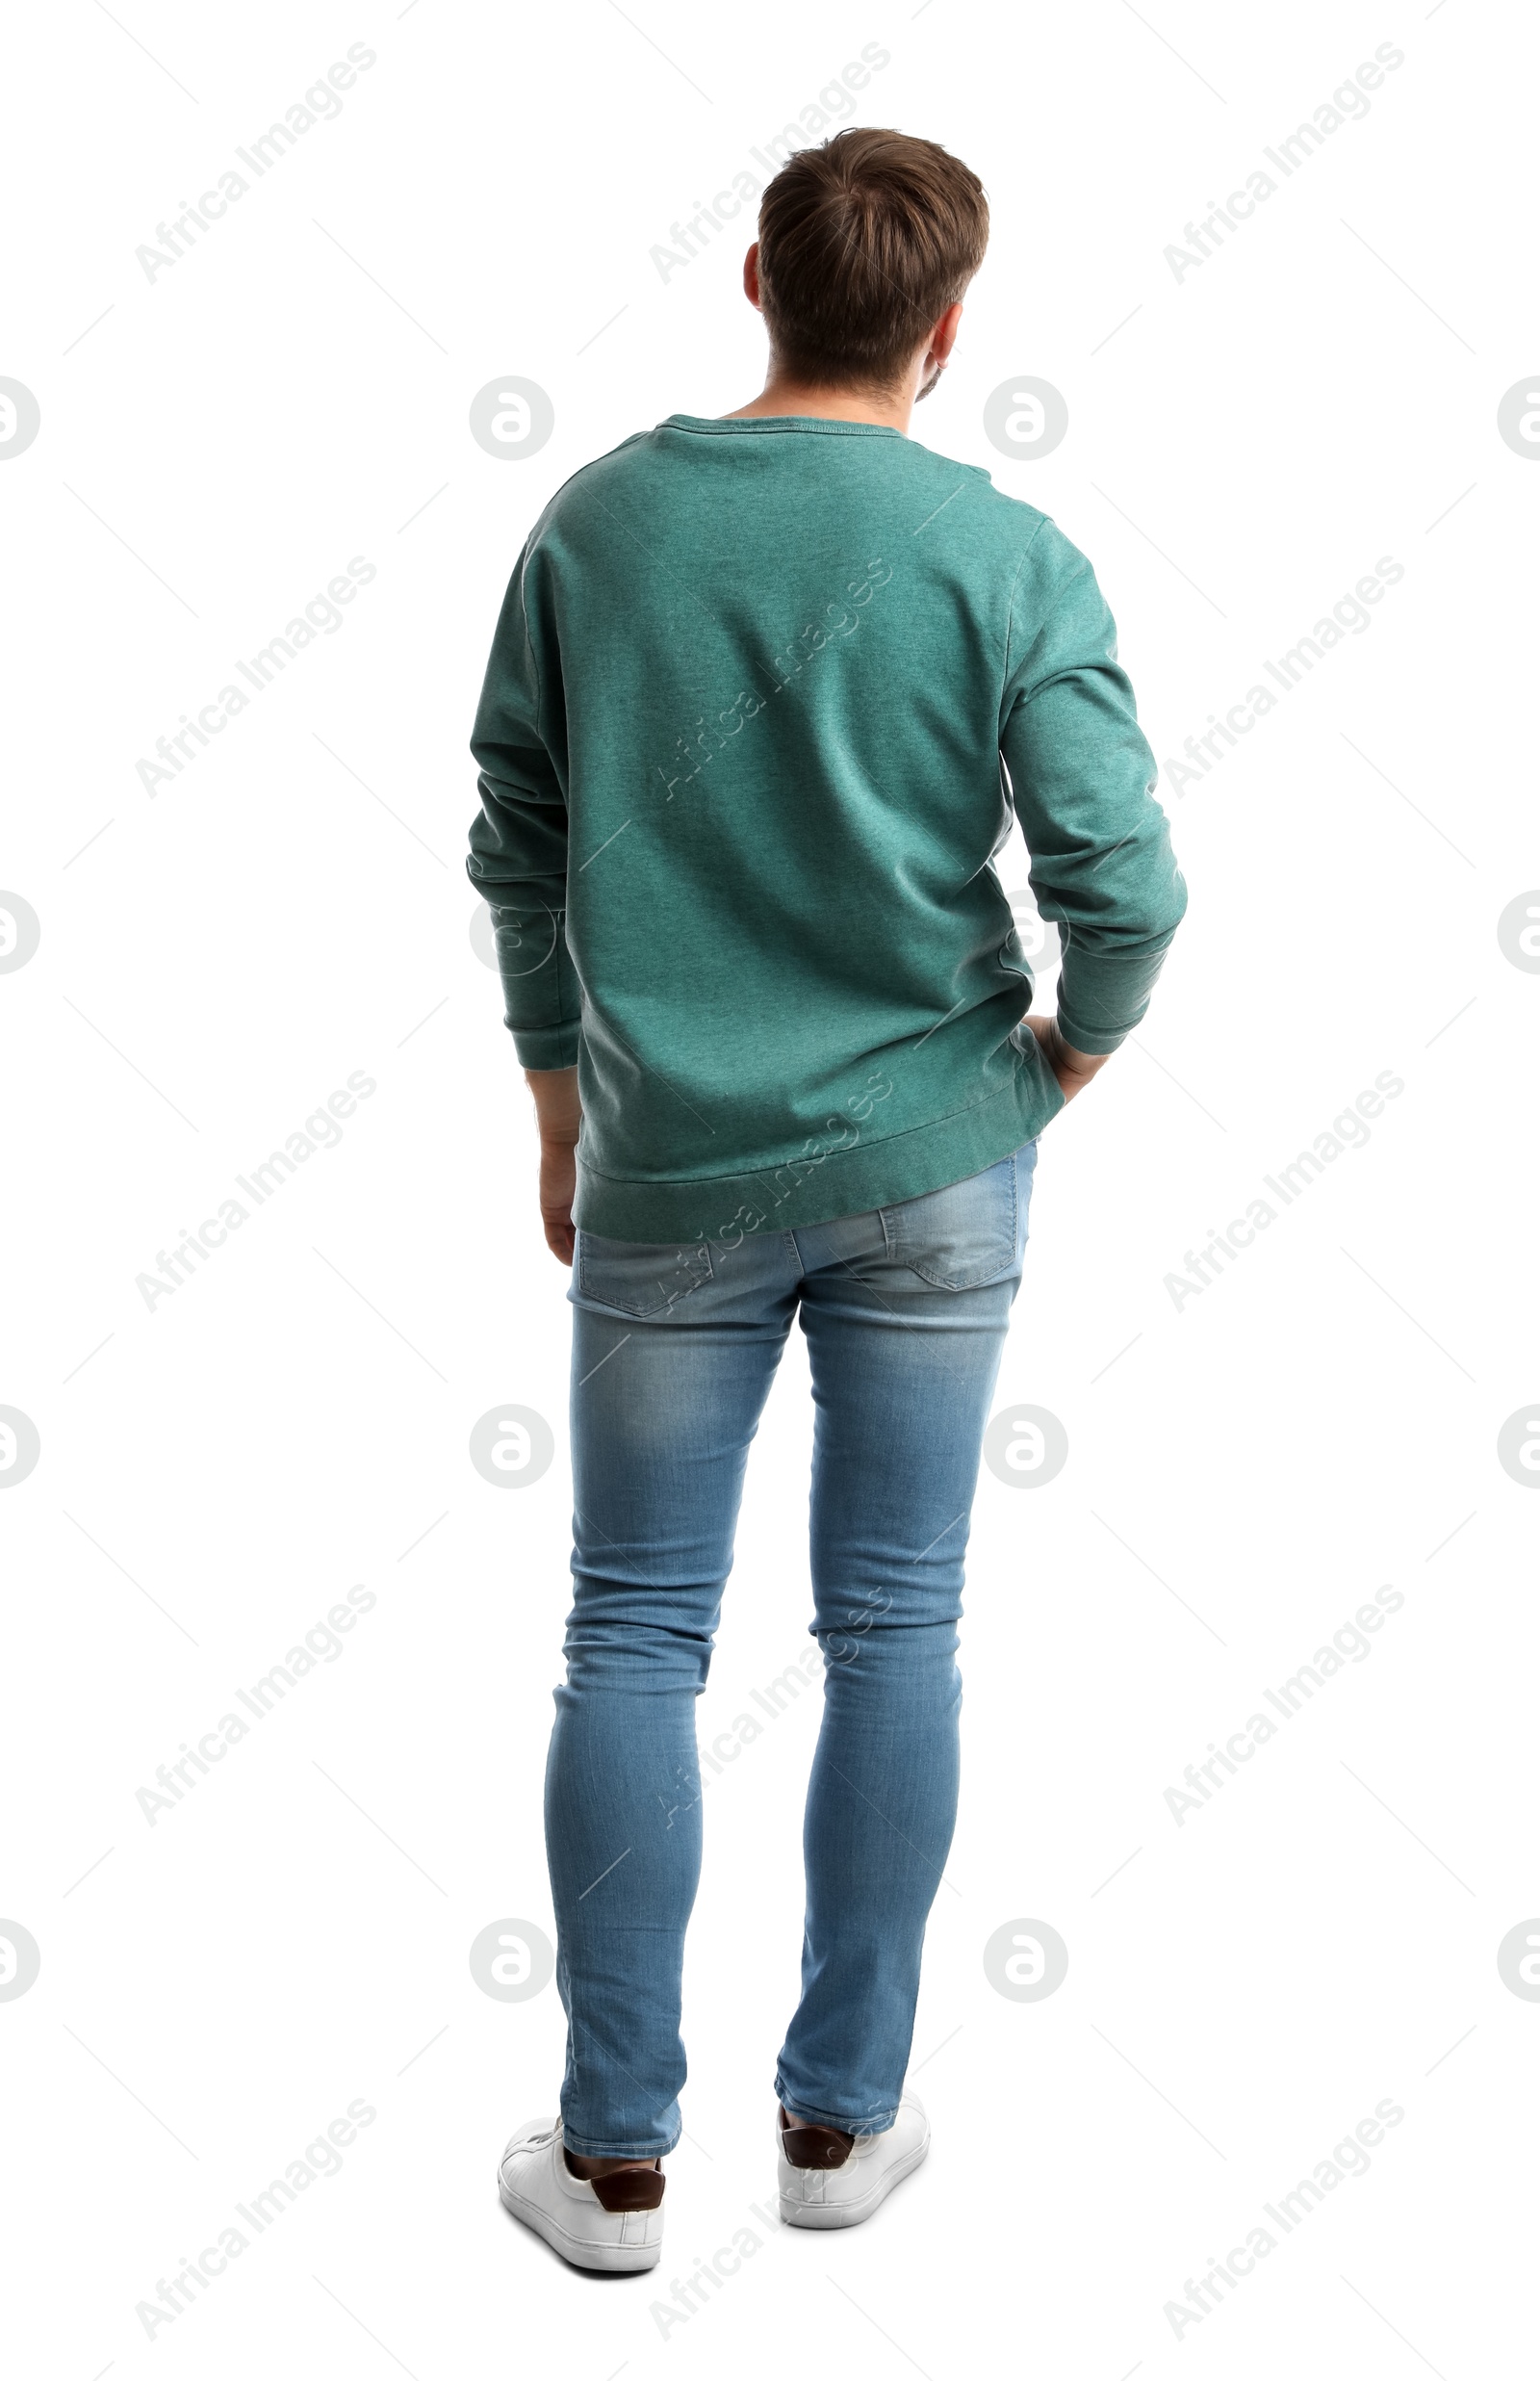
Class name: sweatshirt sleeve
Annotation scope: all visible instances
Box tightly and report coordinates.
[998,520,1187,1055]
[466,537,584,1070]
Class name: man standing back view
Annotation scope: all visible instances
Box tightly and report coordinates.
[470,127,1186,2273]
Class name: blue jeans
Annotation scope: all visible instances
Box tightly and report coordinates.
[548,1140,1038,2157]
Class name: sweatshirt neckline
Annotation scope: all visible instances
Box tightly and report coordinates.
[661,412,904,439]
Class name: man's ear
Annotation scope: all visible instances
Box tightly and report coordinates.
[742,243,761,310]
[931,299,964,368]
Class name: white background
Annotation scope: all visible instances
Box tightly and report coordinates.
[4,2,1537,2373]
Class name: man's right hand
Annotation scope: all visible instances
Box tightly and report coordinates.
[1024,1013,1111,1103]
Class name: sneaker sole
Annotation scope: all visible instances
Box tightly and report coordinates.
[777,2134,930,2230]
[498,2170,662,2273]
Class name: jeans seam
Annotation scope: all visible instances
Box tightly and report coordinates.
[561,2128,681,2159]
[775,2083,898,2135]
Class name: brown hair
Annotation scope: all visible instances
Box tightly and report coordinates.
[755,128,988,391]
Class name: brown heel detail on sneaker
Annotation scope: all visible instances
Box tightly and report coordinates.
[780,2109,855,2170]
[584,2165,666,2213]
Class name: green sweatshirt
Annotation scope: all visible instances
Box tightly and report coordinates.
[468,414,1186,1244]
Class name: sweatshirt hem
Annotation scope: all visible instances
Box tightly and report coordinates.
[571,1069,1065,1244]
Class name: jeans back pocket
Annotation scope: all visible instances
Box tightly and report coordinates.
[576,1232,714,1318]
[880,1147,1031,1291]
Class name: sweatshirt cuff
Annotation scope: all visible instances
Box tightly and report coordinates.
[1054,934,1178,1056]
[1053,1010,1132,1058]
[511,1020,581,1069]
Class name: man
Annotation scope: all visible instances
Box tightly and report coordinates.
[469,126,1185,2274]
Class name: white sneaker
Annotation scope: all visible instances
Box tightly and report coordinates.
[776,2092,930,2229]
[498,2118,665,2273]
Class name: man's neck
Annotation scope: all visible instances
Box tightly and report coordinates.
[723,377,915,435]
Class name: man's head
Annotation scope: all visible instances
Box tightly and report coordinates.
[748,128,988,401]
